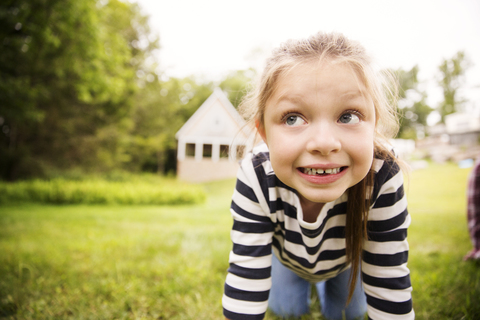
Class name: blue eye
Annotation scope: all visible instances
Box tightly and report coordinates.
[339,112,360,124]
[285,115,305,126]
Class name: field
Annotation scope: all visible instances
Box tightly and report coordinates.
[0,163,479,319]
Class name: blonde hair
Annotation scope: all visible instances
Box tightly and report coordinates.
[239,31,400,304]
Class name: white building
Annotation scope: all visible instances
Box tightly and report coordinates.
[445,112,480,146]
[175,88,252,182]
[420,112,480,162]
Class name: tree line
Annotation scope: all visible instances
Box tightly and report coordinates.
[0,0,470,181]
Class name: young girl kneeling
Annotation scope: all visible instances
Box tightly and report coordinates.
[222,32,414,320]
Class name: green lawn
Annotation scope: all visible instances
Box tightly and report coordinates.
[0,163,479,319]
[0,179,234,319]
[405,163,480,320]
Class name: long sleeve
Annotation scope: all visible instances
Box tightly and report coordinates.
[222,153,275,320]
[362,159,414,319]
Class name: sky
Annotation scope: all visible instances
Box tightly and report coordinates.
[133,0,480,113]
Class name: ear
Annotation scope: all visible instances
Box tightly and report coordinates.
[255,119,267,144]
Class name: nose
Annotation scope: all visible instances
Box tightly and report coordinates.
[305,121,341,155]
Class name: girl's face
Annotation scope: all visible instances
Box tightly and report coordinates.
[258,61,375,209]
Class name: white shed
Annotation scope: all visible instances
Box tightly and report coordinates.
[445,112,480,146]
[175,88,251,182]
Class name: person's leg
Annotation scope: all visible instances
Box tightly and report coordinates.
[315,267,367,320]
[268,254,311,317]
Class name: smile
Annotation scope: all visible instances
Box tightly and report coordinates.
[301,167,345,175]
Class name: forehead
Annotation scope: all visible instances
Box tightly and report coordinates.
[274,60,368,99]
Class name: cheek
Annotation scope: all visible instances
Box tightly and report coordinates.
[350,131,375,173]
[267,136,301,179]
[269,142,295,168]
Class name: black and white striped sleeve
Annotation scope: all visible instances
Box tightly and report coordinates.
[363,159,414,319]
[222,154,275,320]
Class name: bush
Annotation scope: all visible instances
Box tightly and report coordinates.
[0,177,206,205]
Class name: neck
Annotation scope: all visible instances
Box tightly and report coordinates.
[299,197,325,223]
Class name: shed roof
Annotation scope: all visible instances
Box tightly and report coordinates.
[175,88,248,140]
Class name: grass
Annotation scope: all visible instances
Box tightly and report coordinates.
[0,163,479,319]
[0,179,234,319]
[405,162,480,320]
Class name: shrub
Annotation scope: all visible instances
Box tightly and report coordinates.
[0,178,206,205]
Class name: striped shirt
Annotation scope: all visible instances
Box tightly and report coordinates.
[223,144,414,320]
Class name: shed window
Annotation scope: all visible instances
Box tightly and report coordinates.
[203,144,212,158]
[237,145,245,159]
[220,145,229,158]
[186,143,195,157]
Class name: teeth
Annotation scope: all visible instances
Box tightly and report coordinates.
[304,167,341,175]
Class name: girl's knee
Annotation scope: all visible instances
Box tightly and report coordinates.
[316,268,367,320]
[269,255,311,317]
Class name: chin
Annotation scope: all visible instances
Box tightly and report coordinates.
[302,190,346,204]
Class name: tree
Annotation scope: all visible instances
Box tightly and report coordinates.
[127,76,213,174]
[0,0,158,180]
[394,66,432,139]
[218,68,256,108]
[438,51,470,122]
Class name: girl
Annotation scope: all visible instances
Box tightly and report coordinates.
[222,32,414,320]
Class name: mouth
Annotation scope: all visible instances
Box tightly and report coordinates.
[301,167,347,176]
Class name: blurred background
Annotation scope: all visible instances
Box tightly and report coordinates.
[1,0,480,181]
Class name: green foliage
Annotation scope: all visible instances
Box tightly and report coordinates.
[0,176,206,205]
[0,0,214,178]
[0,0,158,180]
[218,68,256,108]
[127,77,213,173]
[393,66,432,139]
[437,51,470,122]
